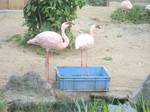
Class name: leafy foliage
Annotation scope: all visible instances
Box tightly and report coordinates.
[111,5,150,24]
[23,0,85,47]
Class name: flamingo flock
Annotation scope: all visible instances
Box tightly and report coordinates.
[27,22,101,84]
[27,0,133,84]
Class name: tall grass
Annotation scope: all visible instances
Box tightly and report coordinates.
[141,96,150,112]
[74,97,150,112]
[9,99,75,112]
[0,99,7,112]
[74,98,109,112]
[0,95,149,112]
[0,91,7,112]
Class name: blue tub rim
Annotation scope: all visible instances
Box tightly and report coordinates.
[55,66,111,79]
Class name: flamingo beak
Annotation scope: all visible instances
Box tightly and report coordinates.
[96,25,102,29]
[67,21,74,28]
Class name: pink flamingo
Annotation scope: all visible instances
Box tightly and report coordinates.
[121,0,133,13]
[75,25,101,67]
[27,21,74,83]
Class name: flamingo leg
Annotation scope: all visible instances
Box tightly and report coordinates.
[45,49,50,81]
[122,9,126,21]
[81,49,83,67]
[85,50,88,67]
[125,10,127,18]
[124,10,128,20]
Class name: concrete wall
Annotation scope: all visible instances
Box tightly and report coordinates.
[0,0,148,9]
[0,0,8,9]
[0,0,28,9]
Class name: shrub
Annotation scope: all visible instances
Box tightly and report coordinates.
[23,0,86,47]
[111,5,150,24]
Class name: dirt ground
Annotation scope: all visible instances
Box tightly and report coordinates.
[0,4,150,96]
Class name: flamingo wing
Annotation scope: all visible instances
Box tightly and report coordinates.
[32,31,63,49]
[75,34,94,50]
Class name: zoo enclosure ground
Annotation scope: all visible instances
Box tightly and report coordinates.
[0,2,150,97]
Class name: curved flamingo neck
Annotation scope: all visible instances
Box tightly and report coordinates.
[61,27,69,48]
[89,26,95,37]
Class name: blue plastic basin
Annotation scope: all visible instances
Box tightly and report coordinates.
[56,66,111,91]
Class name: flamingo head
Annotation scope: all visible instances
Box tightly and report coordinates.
[89,24,102,36]
[95,25,102,29]
[90,24,102,34]
[61,21,74,29]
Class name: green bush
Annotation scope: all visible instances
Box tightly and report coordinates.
[23,0,85,47]
[111,5,150,24]
[86,0,108,6]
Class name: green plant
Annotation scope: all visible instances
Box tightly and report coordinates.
[6,96,150,112]
[7,34,25,46]
[145,0,150,2]
[111,5,150,24]
[101,100,109,112]
[13,99,75,112]
[141,96,150,112]
[74,98,110,112]
[0,99,6,112]
[23,0,85,47]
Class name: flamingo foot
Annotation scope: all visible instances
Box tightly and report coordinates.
[48,79,54,85]
[47,79,54,89]
[81,49,83,67]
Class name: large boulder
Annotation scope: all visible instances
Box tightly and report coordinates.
[129,74,150,108]
[4,71,56,112]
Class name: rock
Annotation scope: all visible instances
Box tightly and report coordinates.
[108,103,136,112]
[90,87,132,104]
[129,74,150,108]
[5,71,54,96]
[145,5,150,10]
[4,71,56,112]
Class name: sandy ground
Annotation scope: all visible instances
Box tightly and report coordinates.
[0,4,150,96]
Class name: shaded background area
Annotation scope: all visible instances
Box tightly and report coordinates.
[0,0,149,9]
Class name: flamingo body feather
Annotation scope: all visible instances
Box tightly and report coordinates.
[27,31,65,49]
[75,34,94,50]
[121,0,133,10]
